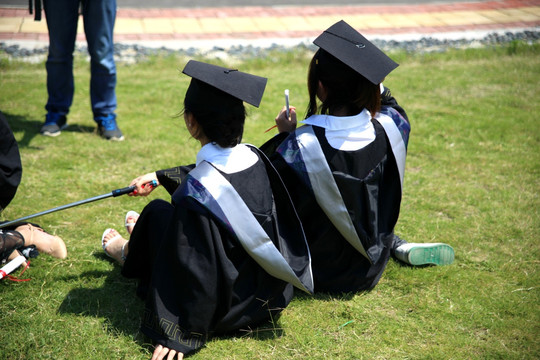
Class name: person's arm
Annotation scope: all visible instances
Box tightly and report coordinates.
[155,165,194,195]
[128,172,159,197]
[275,105,297,133]
[128,165,195,197]
[381,85,409,122]
[259,106,297,157]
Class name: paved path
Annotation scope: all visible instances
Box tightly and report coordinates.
[0,0,539,50]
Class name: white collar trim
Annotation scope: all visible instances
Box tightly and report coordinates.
[301,109,376,151]
[196,143,258,173]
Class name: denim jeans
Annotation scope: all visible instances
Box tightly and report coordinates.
[43,0,117,120]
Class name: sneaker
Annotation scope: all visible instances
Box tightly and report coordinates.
[96,114,124,141]
[40,113,67,137]
[394,243,454,266]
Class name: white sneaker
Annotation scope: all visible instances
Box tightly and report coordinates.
[394,243,454,266]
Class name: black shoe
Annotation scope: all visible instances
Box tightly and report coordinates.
[96,114,124,141]
[0,230,25,265]
[40,113,67,137]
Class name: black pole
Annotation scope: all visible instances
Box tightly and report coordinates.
[0,186,135,229]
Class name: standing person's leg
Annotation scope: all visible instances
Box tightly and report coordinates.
[82,0,123,141]
[41,0,80,137]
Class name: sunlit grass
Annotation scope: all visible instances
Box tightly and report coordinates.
[0,43,539,359]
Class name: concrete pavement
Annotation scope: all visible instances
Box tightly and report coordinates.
[0,0,539,50]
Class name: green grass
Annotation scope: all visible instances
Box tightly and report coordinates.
[1,42,539,359]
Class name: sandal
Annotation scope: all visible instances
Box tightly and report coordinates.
[124,211,139,233]
[101,228,127,263]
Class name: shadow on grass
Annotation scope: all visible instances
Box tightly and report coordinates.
[57,258,148,346]
[3,111,96,148]
[58,253,286,351]
[293,288,356,302]
[216,318,285,345]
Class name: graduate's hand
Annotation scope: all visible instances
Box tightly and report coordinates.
[129,172,159,197]
[151,344,184,360]
[275,105,297,133]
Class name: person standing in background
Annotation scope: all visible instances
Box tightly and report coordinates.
[39,0,124,141]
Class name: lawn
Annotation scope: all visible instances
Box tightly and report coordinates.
[0,42,539,359]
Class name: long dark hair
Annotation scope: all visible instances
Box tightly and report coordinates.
[184,79,246,148]
[306,49,381,118]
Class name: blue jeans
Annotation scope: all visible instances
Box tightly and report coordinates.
[44,0,117,121]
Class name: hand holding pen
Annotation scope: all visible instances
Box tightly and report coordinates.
[265,89,297,133]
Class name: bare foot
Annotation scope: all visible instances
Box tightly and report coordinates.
[101,228,128,264]
[125,211,139,236]
[15,224,67,259]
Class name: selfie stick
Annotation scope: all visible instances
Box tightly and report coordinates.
[0,255,26,280]
[0,181,157,229]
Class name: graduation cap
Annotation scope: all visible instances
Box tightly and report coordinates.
[182,60,267,108]
[313,20,398,85]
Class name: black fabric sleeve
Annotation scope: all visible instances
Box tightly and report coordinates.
[0,112,22,213]
[259,132,290,158]
[381,86,409,122]
[156,165,195,195]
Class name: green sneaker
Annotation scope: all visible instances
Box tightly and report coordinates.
[394,243,454,266]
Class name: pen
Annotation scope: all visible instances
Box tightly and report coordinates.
[285,89,290,119]
[264,89,290,133]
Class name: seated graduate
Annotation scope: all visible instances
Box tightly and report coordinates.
[100,60,313,359]
[0,111,66,269]
[261,21,454,294]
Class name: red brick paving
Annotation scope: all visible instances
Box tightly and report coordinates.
[0,0,539,43]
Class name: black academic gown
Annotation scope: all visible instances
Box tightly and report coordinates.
[0,111,22,213]
[122,147,311,355]
[262,120,403,294]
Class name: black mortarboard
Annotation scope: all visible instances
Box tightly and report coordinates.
[182,60,267,107]
[313,20,398,85]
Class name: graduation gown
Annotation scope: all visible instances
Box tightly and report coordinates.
[0,111,22,213]
[122,144,312,355]
[261,105,410,293]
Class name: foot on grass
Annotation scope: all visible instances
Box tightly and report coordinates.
[125,211,139,235]
[15,224,67,259]
[101,228,128,265]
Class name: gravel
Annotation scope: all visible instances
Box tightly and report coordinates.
[1,30,539,64]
